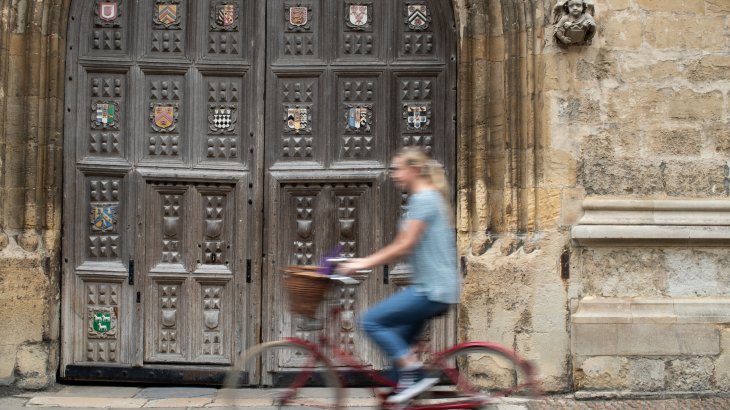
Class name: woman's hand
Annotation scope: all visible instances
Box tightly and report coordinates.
[337,258,370,275]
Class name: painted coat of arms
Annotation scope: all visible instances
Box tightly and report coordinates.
[289,6,308,26]
[91,101,120,129]
[90,204,117,232]
[287,107,309,131]
[154,1,181,28]
[345,106,372,132]
[212,3,238,30]
[88,307,118,338]
[405,4,430,31]
[404,105,430,129]
[98,1,119,22]
[348,5,369,28]
[150,104,178,132]
[209,105,237,133]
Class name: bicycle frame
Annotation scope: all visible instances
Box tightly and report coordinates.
[275,301,508,409]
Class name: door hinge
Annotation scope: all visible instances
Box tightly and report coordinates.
[128,259,135,285]
[383,264,389,284]
[246,259,252,283]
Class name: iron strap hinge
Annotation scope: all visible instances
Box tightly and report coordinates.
[246,259,252,283]
[128,259,135,285]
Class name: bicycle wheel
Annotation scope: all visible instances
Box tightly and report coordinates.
[428,342,540,407]
[221,340,344,410]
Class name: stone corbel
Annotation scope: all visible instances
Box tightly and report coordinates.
[571,199,730,246]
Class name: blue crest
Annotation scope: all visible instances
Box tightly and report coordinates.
[90,204,117,232]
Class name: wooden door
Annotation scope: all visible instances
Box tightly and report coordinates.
[61,0,264,381]
[261,0,456,381]
[61,0,455,384]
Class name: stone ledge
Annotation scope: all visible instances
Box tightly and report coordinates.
[571,297,730,356]
[571,199,730,246]
[573,390,724,401]
[573,297,730,324]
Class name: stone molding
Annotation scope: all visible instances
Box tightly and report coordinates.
[571,199,730,246]
[572,297,730,356]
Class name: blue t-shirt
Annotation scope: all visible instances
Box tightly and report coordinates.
[403,189,460,304]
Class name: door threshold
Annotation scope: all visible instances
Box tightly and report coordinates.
[63,364,247,386]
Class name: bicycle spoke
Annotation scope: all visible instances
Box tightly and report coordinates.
[221,340,344,409]
[433,343,541,406]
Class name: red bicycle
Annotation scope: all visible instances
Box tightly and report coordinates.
[222,271,541,409]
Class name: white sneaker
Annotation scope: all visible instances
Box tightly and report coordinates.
[386,377,440,403]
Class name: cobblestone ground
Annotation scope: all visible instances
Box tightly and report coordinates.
[3,387,730,409]
[528,397,730,410]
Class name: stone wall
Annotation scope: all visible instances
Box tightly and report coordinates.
[454,0,730,395]
[564,0,730,395]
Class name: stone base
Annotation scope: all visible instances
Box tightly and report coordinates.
[572,297,730,392]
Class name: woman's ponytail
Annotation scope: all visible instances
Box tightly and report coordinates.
[396,146,451,203]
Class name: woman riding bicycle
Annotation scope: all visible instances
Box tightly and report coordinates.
[338,146,460,403]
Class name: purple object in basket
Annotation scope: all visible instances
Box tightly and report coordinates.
[319,245,344,275]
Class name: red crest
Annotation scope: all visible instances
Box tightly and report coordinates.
[99,1,118,22]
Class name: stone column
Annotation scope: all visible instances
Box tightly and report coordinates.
[0,0,69,389]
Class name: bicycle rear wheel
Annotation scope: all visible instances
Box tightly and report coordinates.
[221,340,344,410]
[427,342,540,408]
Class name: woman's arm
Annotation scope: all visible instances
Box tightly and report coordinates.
[338,219,426,274]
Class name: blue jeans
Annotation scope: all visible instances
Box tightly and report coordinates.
[360,287,449,362]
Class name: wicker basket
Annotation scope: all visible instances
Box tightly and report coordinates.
[282,266,332,317]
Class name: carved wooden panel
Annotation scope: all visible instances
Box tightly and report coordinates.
[336,74,382,162]
[204,0,246,61]
[337,0,384,62]
[398,1,438,60]
[143,181,236,364]
[193,280,235,362]
[397,75,439,155]
[84,282,122,362]
[201,76,244,165]
[144,75,185,163]
[83,175,125,264]
[273,1,322,63]
[88,0,129,55]
[147,0,187,57]
[270,75,322,164]
[268,180,384,369]
[87,73,126,159]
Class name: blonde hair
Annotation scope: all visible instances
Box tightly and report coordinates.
[395,146,451,202]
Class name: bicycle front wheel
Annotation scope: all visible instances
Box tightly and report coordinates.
[221,340,344,409]
[431,342,540,406]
